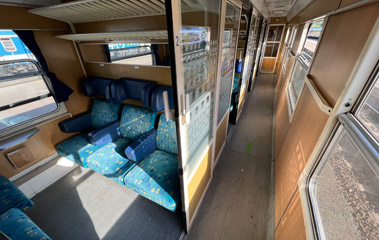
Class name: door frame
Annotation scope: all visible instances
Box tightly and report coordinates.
[165,0,228,232]
[260,23,285,73]
[212,0,243,169]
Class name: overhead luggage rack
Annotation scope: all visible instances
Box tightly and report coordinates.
[56,30,168,43]
[28,0,204,24]
[28,0,166,23]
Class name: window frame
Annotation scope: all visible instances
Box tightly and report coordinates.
[285,17,327,122]
[308,112,379,239]
[0,59,67,141]
[285,56,308,121]
[107,44,155,65]
[297,16,379,240]
[306,62,379,240]
[282,26,297,73]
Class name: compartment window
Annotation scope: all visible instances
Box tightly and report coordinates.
[309,70,379,240]
[107,43,154,65]
[0,30,58,132]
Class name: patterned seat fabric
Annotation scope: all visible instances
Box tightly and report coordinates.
[85,138,136,185]
[120,104,157,141]
[124,115,180,211]
[55,133,104,168]
[55,99,122,167]
[85,105,157,183]
[91,99,122,128]
[0,208,50,240]
[0,176,33,213]
[156,115,178,155]
[124,150,180,211]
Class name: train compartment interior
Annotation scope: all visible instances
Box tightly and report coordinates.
[0,0,378,239]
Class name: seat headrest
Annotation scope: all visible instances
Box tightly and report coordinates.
[151,86,175,112]
[83,77,112,100]
[110,78,157,107]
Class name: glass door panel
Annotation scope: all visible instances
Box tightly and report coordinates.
[238,12,259,110]
[180,3,221,177]
[168,0,223,231]
[217,2,241,124]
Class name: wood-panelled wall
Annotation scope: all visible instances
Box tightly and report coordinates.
[275,86,329,227]
[0,30,89,178]
[274,2,379,239]
[309,2,379,107]
[289,0,340,24]
[84,62,172,86]
[0,6,67,30]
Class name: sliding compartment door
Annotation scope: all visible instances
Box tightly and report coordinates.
[214,0,242,161]
[166,0,223,231]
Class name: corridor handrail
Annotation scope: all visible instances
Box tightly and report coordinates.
[305,75,333,115]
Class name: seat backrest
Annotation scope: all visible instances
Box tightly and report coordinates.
[91,99,122,129]
[110,78,157,107]
[83,77,113,100]
[0,175,34,213]
[156,114,178,155]
[151,86,175,111]
[120,104,157,141]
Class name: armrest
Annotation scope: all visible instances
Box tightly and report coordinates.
[59,111,91,133]
[87,120,120,146]
[125,129,157,162]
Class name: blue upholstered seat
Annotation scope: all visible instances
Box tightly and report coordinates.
[119,104,157,141]
[85,105,157,184]
[124,115,180,211]
[0,208,50,240]
[55,99,122,167]
[0,176,33,213]
[55,133,104,168]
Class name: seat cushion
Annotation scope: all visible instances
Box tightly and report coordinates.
[124,150,180,211]
[0,208,50,240]
[55,133,104,168]
[85,138,136,180]
[91,99,122,128]
[156,114,178,155]
[120,105,157,141]
[0,176,33,213]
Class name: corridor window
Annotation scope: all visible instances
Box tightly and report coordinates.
[309,69,379,240]
[107,43,153,65]
[302,20,324,58]
[286,59,307,117]
[356,75,379,142]
[309,126,379,240]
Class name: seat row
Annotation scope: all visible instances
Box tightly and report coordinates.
[55,78,180,211]
[0,175,50,239]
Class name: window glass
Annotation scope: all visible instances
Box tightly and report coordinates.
[302,20,324,58]
[356,74,379,142]
[108,43,153,65]
[0,30,57,131]
[309,127,379,240]
[267,25,283,42]
[286,59,307,115]
[264,43,280,57]
[284,27,291,45]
